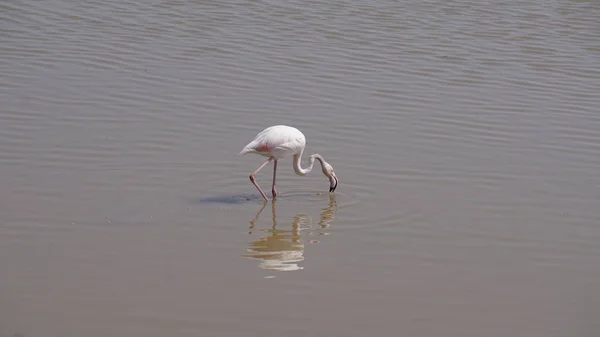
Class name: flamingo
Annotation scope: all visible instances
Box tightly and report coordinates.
[239,125,338,202]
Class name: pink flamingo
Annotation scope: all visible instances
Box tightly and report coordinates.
[239,125,338,202]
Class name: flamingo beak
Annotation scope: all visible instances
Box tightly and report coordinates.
[329,175,338,193]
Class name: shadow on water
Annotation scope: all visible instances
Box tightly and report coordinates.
[193,191,328,205]
[242,194,338,272]
[195,194,264,205]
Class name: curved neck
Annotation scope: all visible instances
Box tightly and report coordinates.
[292,151,325,176]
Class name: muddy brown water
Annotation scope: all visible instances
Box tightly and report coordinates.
[1,1,599,336]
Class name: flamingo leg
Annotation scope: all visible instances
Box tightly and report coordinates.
[272,159,278,198]
[249,157,274,202]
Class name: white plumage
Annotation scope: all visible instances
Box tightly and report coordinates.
[239,125,305,159]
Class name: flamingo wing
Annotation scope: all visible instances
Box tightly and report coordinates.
[239,125,305,158]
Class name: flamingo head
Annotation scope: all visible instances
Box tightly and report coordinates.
[322,162,338,193]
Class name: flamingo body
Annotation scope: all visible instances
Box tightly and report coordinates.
[239,125,305,159]
[239,125,338,202]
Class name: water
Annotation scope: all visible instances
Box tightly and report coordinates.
[1,1,599,336]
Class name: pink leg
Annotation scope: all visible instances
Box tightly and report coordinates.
[272,159,278,198]
[249,157,273,202]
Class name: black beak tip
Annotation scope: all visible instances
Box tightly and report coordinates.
[329,181,338,193]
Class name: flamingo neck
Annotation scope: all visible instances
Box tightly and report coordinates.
[292,151,324,176]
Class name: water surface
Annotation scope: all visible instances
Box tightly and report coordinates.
[1,1,600,336]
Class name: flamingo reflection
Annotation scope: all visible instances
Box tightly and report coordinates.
[243,195,337,271]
